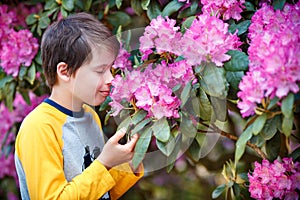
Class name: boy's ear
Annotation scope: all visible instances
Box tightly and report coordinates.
[57,62,70,82]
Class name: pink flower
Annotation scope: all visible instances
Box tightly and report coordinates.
[112,44,132,70]
[0,5,16,37]
[0,153,18,183]
[1,29,39,77]
[180,14,241,66]
[139,16,182,60]
[110,60,194,119]
[238,3,300,117]
[201,0,245,20]
[248,158,300,200]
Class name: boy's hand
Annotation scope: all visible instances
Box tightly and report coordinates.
[97,128,139,169]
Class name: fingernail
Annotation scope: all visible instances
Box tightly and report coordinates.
[120,127,126,132]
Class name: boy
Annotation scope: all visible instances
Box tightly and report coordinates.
[14,12,143,200]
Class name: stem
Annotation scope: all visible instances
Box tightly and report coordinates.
[199,123,267,159]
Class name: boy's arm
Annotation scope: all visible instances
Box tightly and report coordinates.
[15,121,116,200]
[109,162,144,200]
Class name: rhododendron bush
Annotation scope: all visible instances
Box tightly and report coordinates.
[1,0,299,199]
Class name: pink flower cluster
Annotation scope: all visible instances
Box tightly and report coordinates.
[0,4,39,77]
[237,3,300,117]
[139,16,181,60]
[201,0,245,21]
[180,14,241,66]
[0,92,47,183]
[110,60,194,119]
[139,14,241,67]
[112,44,132,70]
[111,14,241,119]
[248,158,300,200]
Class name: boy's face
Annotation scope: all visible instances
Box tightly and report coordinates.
[70,47,115,107]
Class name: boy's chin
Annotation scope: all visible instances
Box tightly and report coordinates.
[87,99,105,107]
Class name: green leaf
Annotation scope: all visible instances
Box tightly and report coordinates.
[117,115,131,131]
[212,184,226,199]
[188,138,201,161]
[233,183,241,197]
[38,15,51,29]
[83,0,93,10]
[260,116,281,140]
[131,109,147,125]
[116,0,123,9]
[238,172,249,181]
[250,134,265,148]
[224,50,249,72]
[5,81,16,111]
[162,1,183,17]
[180,113,197,138]
[290,147,300,162]
[0,76,14,89]
[228,20,251,35]
[235,125,253,166]
[273,0,286,10]
[26,14,38,25]
[226,71,244,100]
[197,88,212,121]
[147,1,161,20]
[181,16,196,33]
[104,110,113,125]
[177,0,199,18]
[267,97,279,109]
[244,2,255,11]
[19,90,31,105]
[266,132,281,161]
[166,134,182,172]
[44,7,59,17]
[282,115,294,137]
[131,0,143,15]
[156,134,176,156]
[172,83,181,93]
[210,97,227,122]
[180,81,192,108]
[107,11,131,28]
[131,118,152,135]
[34,50,42,66]
[62,0,74,11]
[141,0,150,10]
[18,66,27,80]
[99,96,112,111]
[152,117,170,142]
[132,126,152,169]
[24,63,36,85]
[45,0,58,10]
[199,62,228,98]
[60,7,68,18]
[252,113,267,135]
[281,93,294,117]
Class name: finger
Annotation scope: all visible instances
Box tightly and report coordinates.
[124,134,139,150]
[110,127,126,144]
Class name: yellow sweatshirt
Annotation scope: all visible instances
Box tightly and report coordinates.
[15,98,143,200]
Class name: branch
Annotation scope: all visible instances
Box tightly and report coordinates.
[198,123,267,160]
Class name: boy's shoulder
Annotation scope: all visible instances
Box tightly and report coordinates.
[22,102,67,126]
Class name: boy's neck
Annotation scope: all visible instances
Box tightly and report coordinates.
[49,86,83,112]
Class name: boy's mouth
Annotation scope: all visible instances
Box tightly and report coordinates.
[100,90,110,96]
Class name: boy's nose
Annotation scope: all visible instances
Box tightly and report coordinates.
[105,70,114,85]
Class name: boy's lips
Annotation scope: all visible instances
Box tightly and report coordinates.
[100,90,110,96]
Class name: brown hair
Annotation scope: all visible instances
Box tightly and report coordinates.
[41,12,119,88]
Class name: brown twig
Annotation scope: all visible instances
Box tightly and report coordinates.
[198,122,267,159]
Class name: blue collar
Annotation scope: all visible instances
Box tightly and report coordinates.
[44,98,84,118]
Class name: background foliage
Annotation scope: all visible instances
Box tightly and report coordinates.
[0,0,299,199]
